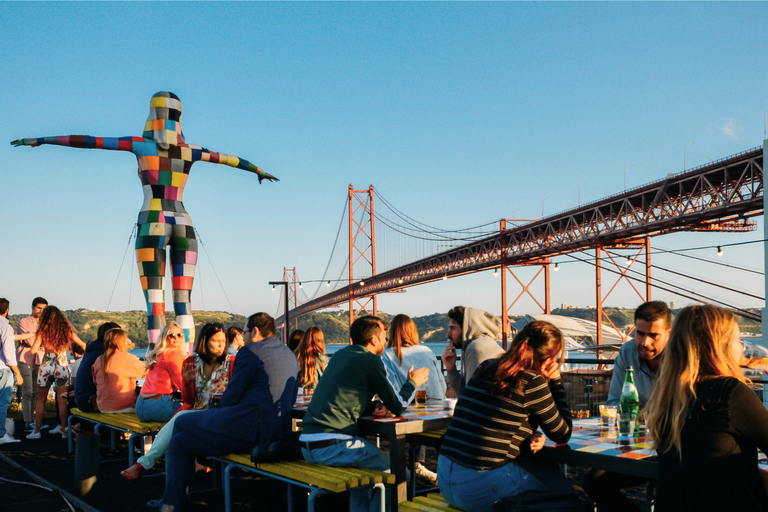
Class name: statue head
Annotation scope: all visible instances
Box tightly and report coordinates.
[143,91,185,149]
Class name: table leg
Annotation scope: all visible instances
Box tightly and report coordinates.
[389,433,407,512]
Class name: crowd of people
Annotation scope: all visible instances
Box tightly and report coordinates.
[1,296,768,512]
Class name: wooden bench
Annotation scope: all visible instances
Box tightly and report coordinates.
[214,453,396,512]
[67,408,166,465]
[399,492,464,512]
[406,429,446,498]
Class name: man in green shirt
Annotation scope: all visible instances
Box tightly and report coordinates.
[300,315,429,512]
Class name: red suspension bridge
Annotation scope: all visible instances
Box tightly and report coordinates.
[274,145,765,347]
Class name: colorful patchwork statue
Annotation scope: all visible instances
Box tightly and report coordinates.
[11,91,277,346]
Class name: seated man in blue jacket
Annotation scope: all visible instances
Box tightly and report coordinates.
[300,315,429,512]
[160,313,300,512]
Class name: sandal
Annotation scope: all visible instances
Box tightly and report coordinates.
[121,462,147,482]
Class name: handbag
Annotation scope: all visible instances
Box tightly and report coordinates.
[250,431,302,463]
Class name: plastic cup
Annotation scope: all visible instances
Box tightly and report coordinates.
[618,412,637,436]
[599,405,618,427]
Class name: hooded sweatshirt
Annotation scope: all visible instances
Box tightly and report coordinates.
[446,307,504,396]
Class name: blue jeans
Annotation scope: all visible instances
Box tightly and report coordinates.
[0,369,14,437]
[302,436,390,512]
[135,395,180,423]
[437,455,548,512]
[161,412,253,511]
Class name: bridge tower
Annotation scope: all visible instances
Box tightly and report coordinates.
[499,219,551,350]
[283,267,300,333]
[348,185,377,327]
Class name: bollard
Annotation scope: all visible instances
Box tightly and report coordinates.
[74,431,99,496]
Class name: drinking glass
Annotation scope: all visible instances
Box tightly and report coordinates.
[599,405,618,428]
[415,388,427,407]
[618,412,637,436]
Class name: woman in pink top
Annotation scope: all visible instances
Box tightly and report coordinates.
[92,329,147,413]
[135,322,185,422]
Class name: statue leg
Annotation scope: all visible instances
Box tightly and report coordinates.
[136,222,170,345]
[170,223,197,348]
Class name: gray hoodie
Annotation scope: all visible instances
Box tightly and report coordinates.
[446,307,504,396]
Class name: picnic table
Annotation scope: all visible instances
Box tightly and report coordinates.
[540,418,658,479]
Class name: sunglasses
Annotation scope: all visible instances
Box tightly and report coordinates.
[167,333,185,339]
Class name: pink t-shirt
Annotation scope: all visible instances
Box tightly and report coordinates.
[16,315,43,366]
[92,352,147,412]
[141,350,184,395]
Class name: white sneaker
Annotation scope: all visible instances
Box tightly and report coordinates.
[50,424,64,434]
[414,462,438,485]
[26,432,41,440]
[0,433,20,444]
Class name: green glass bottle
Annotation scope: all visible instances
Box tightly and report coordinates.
[619,366,640,433]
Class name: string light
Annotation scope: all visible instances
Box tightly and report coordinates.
[442,275,447,280]
[493,269,499,277]
[299,282,303,288]
[398,277,404,284]
[326,281,330,287]
[360,281,365,286]
[554,263,559,272]
[271,285,275,291]
[717,246,724,256]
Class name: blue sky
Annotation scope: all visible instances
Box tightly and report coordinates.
[2,2,767,322]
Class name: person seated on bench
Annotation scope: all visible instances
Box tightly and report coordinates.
[382,313,446,485]
[438,320,574,512]
[136,322,185,423]
[120,322,235,481]
[294,326,328,391]
[158,313,299,512]
[91,328,147,413]
[300,315,429,512]
[74,322,121,413]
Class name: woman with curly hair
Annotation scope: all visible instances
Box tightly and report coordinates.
[135,322,185,422]
[294,327,328,390]
[26,306,86,439]
[647,304,768,511]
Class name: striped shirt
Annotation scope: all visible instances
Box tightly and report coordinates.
[440,364,572,470]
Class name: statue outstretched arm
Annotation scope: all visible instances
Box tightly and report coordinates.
[195,147,279,183]
[11,136,153,154]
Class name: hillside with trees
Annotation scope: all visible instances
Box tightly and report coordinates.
[8,305,761,347]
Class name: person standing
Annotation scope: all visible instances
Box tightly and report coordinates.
[16,297,46,431]
[440,306,504,396]
[0,298,23,444]
[583,300,672,511]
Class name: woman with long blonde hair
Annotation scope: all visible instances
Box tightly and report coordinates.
[26,306,86,439]
[647,304,768,511]
[294,327,328,390]
[91,329,147,413]
[437,320,574,512]
[135,322,185,422]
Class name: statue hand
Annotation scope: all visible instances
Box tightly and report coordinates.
[11,138,38,147]
[258,171,279,183]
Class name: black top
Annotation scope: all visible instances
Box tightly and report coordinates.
[656,377,768,512]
